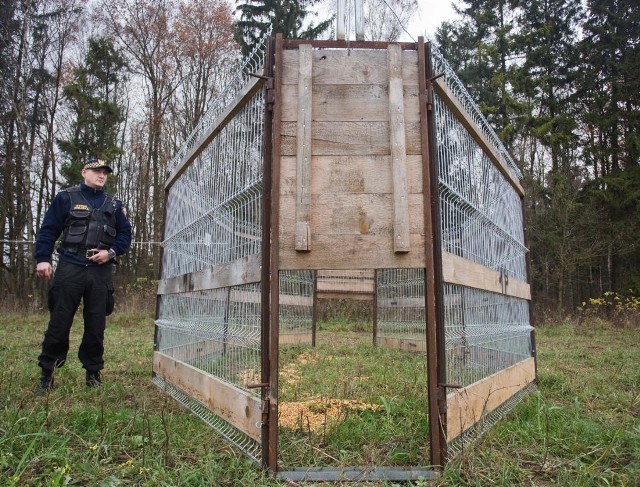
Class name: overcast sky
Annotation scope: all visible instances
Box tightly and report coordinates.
[407,0,457,39]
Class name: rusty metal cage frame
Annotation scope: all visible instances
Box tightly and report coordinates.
[153,33,535,480]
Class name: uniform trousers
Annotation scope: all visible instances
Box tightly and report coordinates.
[38,260,114,373]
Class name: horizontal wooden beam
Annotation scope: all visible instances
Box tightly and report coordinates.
[157,253,262,295]
[282,39,420,51]
[377,336,426,353]
[432,78,524,197]
[316,279,374,293]
[281,121,422,156]
[442,252,531,300]
[316,292,374,301]
[153,352,262,441]
[279,333,313,345]
[446,357,535,441]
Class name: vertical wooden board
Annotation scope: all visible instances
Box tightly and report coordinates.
[295,44,313,251]
[388,44,410,253]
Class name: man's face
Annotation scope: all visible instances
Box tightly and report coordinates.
[82,167,109,189]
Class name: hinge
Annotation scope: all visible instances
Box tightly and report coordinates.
[261,398,270,425]
[426,73,444,111]
[266,78,275,107]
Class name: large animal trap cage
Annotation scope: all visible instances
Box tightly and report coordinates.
[153,33,535,481]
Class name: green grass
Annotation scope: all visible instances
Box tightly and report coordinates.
[278,339,429,468]
[0,313,638,486]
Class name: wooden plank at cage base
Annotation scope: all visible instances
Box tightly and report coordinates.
[153,351,262,442]
[446,357,536,442]
[376,336,426,352]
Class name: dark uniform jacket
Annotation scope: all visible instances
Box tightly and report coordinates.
[35,183,132,266]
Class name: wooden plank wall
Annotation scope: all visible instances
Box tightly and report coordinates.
[279,47,426,270]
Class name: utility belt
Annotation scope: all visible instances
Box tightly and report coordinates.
[61,245,107,259]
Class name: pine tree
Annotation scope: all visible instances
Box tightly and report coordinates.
[512,0,584,174]
[435,0,519,147]
[577,0,640,294]
[234,0,332,57]
[579,0,640,177]
[57,36,127,186]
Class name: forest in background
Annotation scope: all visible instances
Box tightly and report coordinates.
[1,0,638,316]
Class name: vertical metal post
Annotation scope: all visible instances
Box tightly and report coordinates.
[337,0,346,40]
[223,286,231,355]
[355,0,364,40]
[260,34,276,472]
[153,187,170,370]
[418,37,447,468]
[268,32,285,473]
[522,200,537,379]
[312,270,318,347]
[372,269,378,347]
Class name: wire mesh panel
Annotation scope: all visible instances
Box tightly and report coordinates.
[154,32,271,463]
[161,91,265,278]
[153,285,263,461]
[376,269,426,352]
[430,45,535,455]
[279,270,314,343]
[443,284,532,388]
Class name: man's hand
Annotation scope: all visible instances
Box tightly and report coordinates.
[87,248,111,265]
[36,262,53,279]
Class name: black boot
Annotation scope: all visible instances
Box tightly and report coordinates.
[35,369,54,395]
[85,370,102,387]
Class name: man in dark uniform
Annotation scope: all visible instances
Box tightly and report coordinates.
[34,157,132,393]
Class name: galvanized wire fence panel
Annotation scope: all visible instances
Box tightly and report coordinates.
[430,46,522,181]
[443,283,532,388]
[376,269,426,343]
[161,89,265,278]
[155,284,263,461]
[151,375,262,462]
[155,32,271,463]
[434,96,527,281]
[156,286,262,383]
[279,270,314,338]
[430,45,534,454]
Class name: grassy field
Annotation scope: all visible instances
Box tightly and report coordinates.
[0,312,638,486]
